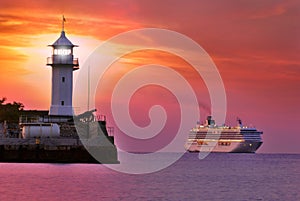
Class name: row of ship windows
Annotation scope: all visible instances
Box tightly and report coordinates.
[196,141,231,146]
[190,137,260,140]
[197,141,208,145]
[190,134,260,136]
[190,134,244,136]
[191,137,261,140]
[195,132,258,133]
[218,142,231,146]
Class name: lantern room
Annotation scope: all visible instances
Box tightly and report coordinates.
[47,31,79,69]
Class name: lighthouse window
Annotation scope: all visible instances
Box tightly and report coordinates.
[62,77,65,83]
[61,101,64,106]
[54,49,71,55]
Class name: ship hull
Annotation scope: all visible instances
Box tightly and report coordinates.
[185,141,263,153]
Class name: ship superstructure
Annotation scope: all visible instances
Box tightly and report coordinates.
[185,116,263,153]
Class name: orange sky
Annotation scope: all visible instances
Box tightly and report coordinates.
[0,0,299,153]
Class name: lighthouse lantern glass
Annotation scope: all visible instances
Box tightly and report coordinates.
[54,48,71,55]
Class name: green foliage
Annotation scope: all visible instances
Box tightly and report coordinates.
[0,97,24,123]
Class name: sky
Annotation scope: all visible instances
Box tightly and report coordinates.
[0,0,299,153]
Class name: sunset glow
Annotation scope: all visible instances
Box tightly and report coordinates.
[0,0,299,153]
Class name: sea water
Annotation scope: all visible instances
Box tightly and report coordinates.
[0,153,299,201]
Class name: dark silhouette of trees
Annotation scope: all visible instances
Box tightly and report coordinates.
[0,97,24,123]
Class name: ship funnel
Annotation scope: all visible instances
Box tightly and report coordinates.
[237,117,243,128]
[206,116,215,126]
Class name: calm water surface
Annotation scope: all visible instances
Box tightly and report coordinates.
[0,153,299,201]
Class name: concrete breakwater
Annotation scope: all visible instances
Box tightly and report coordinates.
[0,137,119,164]
[0,120,119,164]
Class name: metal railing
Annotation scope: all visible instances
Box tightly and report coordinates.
[47,56,79,67]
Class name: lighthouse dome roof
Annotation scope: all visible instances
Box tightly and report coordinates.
[50,31,77,47]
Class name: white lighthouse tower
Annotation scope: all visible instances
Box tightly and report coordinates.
[47,17,79,117]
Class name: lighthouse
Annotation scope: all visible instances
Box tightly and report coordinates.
[46,17,79,116]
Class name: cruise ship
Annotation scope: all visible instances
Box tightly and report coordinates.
[185,116,263,153]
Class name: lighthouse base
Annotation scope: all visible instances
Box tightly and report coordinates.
[49,105,73,116]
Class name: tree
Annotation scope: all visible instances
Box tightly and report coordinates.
[0,97,24,123]
[0,97,7,104]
